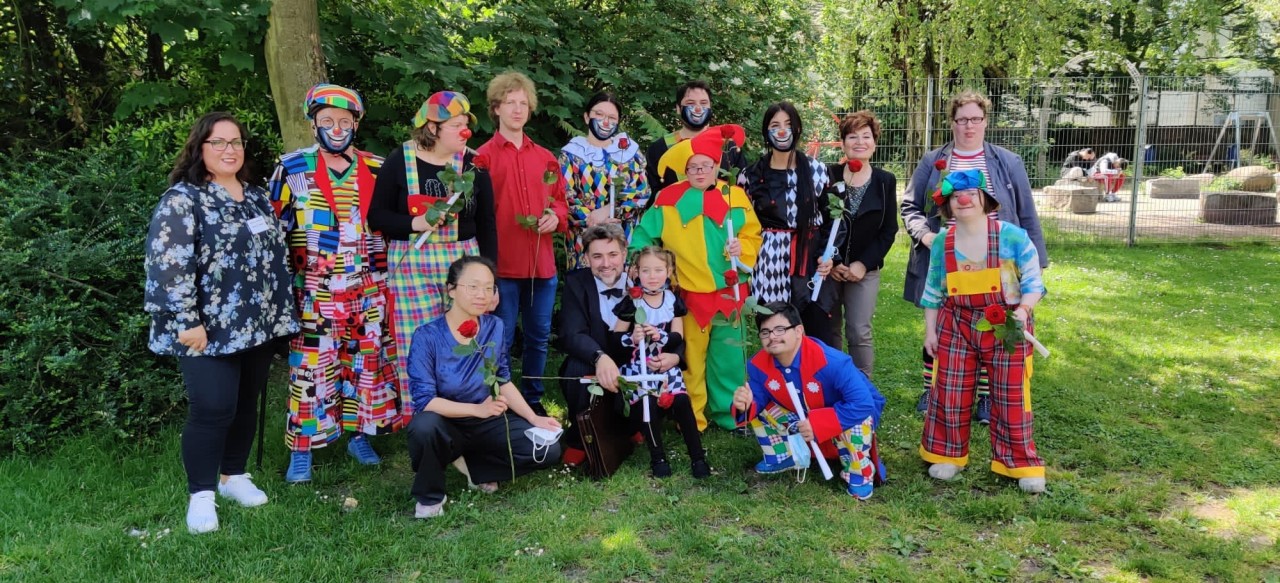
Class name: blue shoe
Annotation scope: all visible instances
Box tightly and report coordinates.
[916,391,930,413]
[285,451,312,483]
[975,395,991,426]
[347,436,381,465]
[754,458,796,474]
[848,482,873,500]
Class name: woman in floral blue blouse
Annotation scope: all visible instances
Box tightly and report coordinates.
[144,112,299,534]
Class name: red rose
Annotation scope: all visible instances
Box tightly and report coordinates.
[546,160,560,173]
[657,392,674,409]
[934,159,947,171]
[457,319,480,339]
[847,159,863,172]
[721,126,734,138]
[459,128,473,140]
[619,137,630,150]
[932,193,945,207]
[723,269,739,286]
[983,305,1007,325]
[628,286,643,299]
[472,153,490,170]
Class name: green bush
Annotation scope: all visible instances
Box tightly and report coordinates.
[0,133,183,454]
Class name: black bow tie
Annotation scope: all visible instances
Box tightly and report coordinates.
[600,288,624,299]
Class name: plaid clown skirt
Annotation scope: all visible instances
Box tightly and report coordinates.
[385,236,478,392]
[751,403,877,491]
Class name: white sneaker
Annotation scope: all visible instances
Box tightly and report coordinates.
[1019,477,1047,494]
[415,495,447,519]
[187,491,219,534]
[218,473,269,507]
[928,463,962,481]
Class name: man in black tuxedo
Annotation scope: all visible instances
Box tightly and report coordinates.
[555,224,634,465]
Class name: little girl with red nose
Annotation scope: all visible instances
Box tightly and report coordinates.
[916,169,1049,494]
[612,246,708,479]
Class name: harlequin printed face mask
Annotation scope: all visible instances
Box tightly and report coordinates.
[767,126,795,152]
[588,117,619,141]
[681,105,712,129]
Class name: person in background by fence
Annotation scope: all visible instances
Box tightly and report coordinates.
[823,111,898,378]
[1089,152,1129,202]
[1059,147,1095,180]
[901,89,1048,425]
[145,112,299,533]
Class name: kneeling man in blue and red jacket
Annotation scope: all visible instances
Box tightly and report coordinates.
[732,301,886,499]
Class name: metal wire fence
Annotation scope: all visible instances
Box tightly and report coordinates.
[804,76,1280,245]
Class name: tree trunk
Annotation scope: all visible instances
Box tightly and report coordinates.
[265,0,328,152]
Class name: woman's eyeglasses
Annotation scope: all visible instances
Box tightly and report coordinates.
[205,139,247,151]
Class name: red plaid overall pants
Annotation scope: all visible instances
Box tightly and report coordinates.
[919,219,1044,479]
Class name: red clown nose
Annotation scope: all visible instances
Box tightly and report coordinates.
[459,128,473,139]
[956,193,974,206]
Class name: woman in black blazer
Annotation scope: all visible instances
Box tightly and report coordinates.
[823,111,899,378]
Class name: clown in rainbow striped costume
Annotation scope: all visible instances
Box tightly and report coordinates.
[268,84,402,483]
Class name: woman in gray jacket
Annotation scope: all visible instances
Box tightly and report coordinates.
[900,89,1048,423]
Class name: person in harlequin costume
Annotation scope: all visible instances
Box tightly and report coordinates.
[628,124,762,432]
[731,302,885,499]
[559,92,650,270]
[268,84,402,483]
[918,169,1047,494]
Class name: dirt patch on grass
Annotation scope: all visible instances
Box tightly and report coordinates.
[1172,488,1280,549]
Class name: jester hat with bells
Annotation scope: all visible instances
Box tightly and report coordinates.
[657,124,746,181]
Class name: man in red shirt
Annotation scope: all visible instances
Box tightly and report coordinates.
[476,71,569,415]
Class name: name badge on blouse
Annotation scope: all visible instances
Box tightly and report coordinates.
[246,216,271,235]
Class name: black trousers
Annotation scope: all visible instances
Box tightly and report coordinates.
[407,411,561,505]
[630,393,704,463]
[178,342,275,494]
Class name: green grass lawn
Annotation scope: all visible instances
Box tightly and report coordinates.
[3,239,1279,582]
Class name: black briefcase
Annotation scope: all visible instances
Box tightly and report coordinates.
[575,390,634,479]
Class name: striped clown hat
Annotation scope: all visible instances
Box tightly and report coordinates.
[303,84,365,120]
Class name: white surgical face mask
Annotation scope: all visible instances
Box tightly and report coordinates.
[787,432,811,470]
[525,426,564,463]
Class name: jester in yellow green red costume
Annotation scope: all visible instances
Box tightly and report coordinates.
[629,125,762,431]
